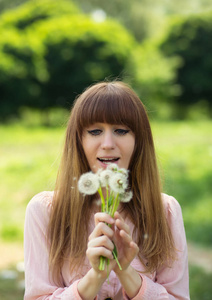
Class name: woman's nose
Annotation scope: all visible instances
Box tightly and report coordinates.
[101,131,115,149]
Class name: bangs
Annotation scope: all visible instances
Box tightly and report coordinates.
[76,82,141,133]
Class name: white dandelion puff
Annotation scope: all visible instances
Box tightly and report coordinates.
[99,169,113,187]
[94,198,101,206]
[118,168,129,177]
[143,233,149,240]
[106,163,119,172]
[119,190,133,203]
[78,172,100,195]
[97,168,103,175]
[109,173,128,194]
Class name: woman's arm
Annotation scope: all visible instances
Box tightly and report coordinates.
[24,193,84,299]
[116,195,190,300]
[106,196,189,300]
[24,192,109,300]
[112,211,142,298]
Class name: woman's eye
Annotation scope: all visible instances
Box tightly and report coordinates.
[87,129,102,136]
[115,129,130,135]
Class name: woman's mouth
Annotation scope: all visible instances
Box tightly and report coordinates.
[97,157,119,165]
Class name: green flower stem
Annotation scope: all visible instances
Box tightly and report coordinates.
[111,193,120,217]
[98,190,122,273]
[99,256,105,270]
[106,185,109,212]
[112,249,122,270]
[98,187,105,211]
[98,251,122,272]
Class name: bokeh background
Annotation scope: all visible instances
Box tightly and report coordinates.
[0,0,212,299]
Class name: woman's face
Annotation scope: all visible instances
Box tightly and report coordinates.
[82,123,135,173]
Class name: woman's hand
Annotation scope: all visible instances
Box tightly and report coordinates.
[113,211,139,275]
[86,211,139,277]
[86,212,117,276]
[112,211,142,298]
[82,211,141,299]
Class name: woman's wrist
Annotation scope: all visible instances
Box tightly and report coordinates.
[77,268,107,300]
[116,265,142,299]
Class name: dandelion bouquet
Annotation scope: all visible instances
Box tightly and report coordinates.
[78,163,133,272]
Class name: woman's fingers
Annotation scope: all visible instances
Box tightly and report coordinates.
[87,235,114,260]
[114,211,130,236]
[89,221,114,241]
[88,235,114,251]
[86,212,116,269]
[89,212,115,241]
[114,211,139,264]
[86,214,116,271]
[94,212,114,226]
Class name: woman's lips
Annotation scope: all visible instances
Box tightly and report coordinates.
[97,157,120,165]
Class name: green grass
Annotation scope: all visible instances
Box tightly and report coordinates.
[0,267,24,300]
[0,124,65,242]
[152,121,212,247]
[0,119,211,298]
[189,265,212,300]
[0,120,211,247]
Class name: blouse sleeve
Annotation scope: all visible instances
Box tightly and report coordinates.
[123,195,190,300]
[24,192,84,300]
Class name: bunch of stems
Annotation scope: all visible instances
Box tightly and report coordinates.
[98,186,122,272]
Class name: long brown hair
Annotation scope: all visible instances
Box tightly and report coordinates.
[48,81,175,284]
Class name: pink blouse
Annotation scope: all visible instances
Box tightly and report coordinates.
[24,191,190,299]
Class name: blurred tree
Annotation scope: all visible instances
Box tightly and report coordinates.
[1,0,212,41]
[0,0,28,13]
[0,0,80,28]
[127,41,179,119]
[73,0,212,41]
[0,0,135,120]
[160,12,212,118]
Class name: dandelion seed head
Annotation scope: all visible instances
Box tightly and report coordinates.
[97,168,103,174]
[118,168,128,177]
[120,190,133,203]
[99,169,113,187]
[78,172,100,195]
[143,233,149,240]
[94,199,101,206]
[109,173,128,194]
[106,163,119,172]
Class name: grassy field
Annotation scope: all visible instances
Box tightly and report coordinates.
[0,118,211,299]
[152,121,212,247]
[0,124,64,242]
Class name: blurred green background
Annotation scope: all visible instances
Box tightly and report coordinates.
[0,0,212,299]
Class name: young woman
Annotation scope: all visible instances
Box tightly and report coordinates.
[24,81,190,299]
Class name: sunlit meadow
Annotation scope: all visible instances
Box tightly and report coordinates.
[0,115,211,299]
